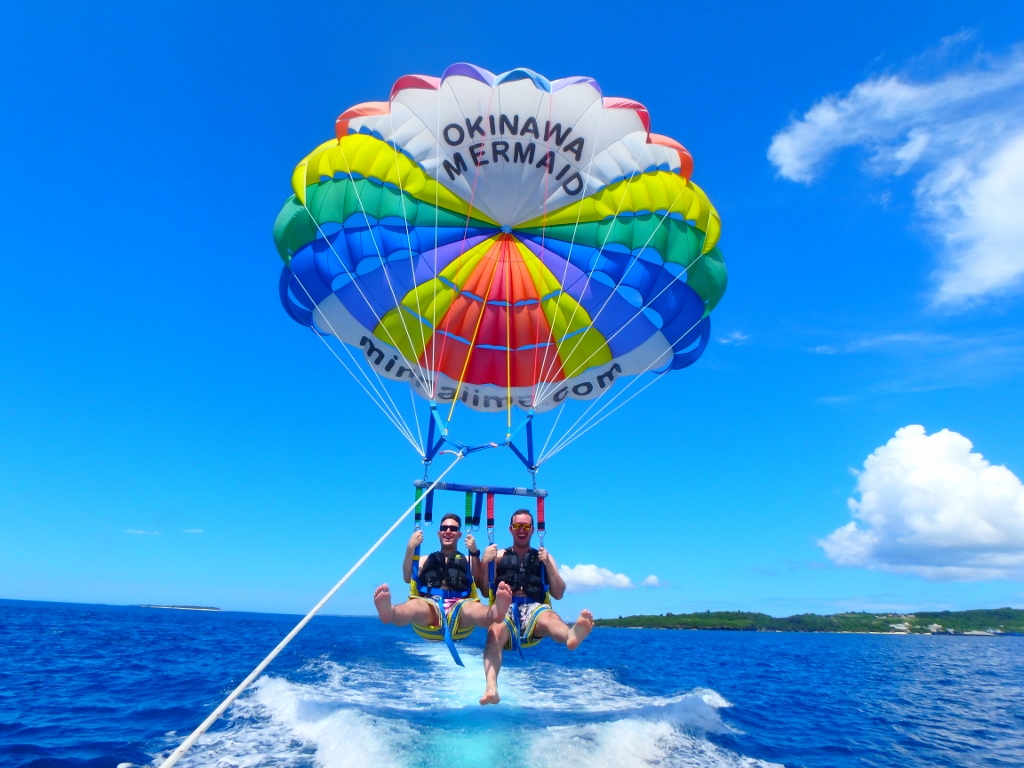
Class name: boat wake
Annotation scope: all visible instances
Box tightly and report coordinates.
[155,642,779,768]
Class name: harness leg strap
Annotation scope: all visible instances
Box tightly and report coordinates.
[436,596,464,667]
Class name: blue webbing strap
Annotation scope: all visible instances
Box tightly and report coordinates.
[435,595,464,667]
[411,488,423,584]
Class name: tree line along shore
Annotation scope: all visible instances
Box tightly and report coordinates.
[593,608,1024,634]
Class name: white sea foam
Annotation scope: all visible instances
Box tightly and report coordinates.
[157,642,779,768]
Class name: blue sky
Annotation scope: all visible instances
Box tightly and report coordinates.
[3,1,1024,619]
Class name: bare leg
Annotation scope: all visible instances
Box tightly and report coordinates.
[533,608,594,650]
[480,622,509,705]
[373,585,438,627]
[460,583,513,628]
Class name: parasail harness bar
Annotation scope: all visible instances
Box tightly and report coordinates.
[423,402,539,477]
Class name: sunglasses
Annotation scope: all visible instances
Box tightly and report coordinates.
[439,525,461,533]
[510,523,533,532]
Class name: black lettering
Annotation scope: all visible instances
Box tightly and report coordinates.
[499,114,519,135]
[556,164,570,181]
[465,115,485,139]
[489,115,496,134]
[553,386,569,403]
[544,121,572,146]
[359,336,385,365]
[437,385,457,401]
[562,136,585,162]
[572,381,593,396]
[520,116,539,139]
[513,142,536,164]
[469,143,489,166]
[384,355,397,372]
[517,395,534,408]
[536,150,556,174]
[483,394,506,408]
[472,389,480,407]
[443,123,465,146]
[442,152,469,180]
[394,365,415,380]
[562,172,584,195]
[492,140,510,163]
[596,363,622,389]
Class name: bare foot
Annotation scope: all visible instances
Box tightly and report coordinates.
[566,609,594,650]
[373,584,393,624]
[487,582,512,624]
[479,688,501,705]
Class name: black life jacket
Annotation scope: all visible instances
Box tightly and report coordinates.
[417,551,473,598]
[494,547,547,603]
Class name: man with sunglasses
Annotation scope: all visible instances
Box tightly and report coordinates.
[373,513,512,641]
[477,509,594,705]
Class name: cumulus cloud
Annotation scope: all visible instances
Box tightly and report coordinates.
[819,425,1024,580]
[768,43,1024,306]
[559,564,632,592]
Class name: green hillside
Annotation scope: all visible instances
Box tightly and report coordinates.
[594,608,1024,633]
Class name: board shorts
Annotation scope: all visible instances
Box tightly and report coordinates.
[409,595,477,642]
[502,601,552,650]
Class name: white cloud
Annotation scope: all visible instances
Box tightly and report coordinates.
[819,425,1024,580]
[559,564,633,593]
[183,529,204,534]
[768,44,1024,306]
[126,529,160,535]
[717,331,751,345]
[641,575,661,587]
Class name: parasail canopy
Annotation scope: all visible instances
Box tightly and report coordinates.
[275,64,726,456]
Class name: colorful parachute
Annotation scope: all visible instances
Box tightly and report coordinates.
[275,64,726,418]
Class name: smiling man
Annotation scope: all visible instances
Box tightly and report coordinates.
[373,513,512,642]
[478,509,594,705]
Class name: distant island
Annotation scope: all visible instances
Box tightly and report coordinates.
[595,608,1024,634]
[139,605,221,612]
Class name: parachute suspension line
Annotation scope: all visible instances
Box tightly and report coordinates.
[533,184,686,403]
[296,207,425,440]
[290,267,422,454]
[539,313,705,463]
[311,330,423,455]
[445,237,502,425]
[430,91,443,398]
[540,223,715,463]
[528,100,608,409]
[385,108,432,396]
[431,83,495,431]
[332,144,436,395]
[155,452,466,768]
[535,187,704,405]
[532,164,649,406]
[505,234,513,436]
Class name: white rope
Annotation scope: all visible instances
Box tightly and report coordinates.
[155,453,465,768]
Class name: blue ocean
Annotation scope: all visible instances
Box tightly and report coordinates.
[2,599,1022,768]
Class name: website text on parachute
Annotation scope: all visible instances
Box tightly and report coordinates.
[274,63,727,471]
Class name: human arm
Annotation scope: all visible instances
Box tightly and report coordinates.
[402,530,424,584]
[476,544,499,592]
[465,535,486,591]
[539,548,566,600]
